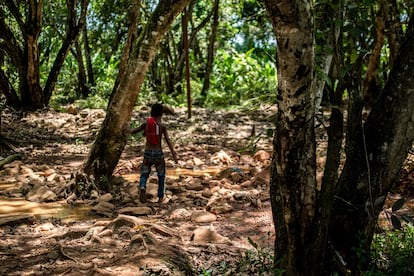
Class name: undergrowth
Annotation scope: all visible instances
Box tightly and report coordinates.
[368,224,414,275]
[198,233,283,276]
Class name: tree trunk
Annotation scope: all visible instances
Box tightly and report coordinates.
[265,2,414,273]
[331,16,414,271]
[200,0,219,101]
[83,26,96,87]
[82,0,191,190]
[75,39,89,98]
[264,1,318,275]
[43,0,89,105]
[1,0,87,108]
[182,7,192,118]
[21,1,43,108]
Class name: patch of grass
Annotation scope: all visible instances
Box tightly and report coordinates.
[368,224,414,275]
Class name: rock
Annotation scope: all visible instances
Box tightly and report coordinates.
[251,167,270,187]
[20,165,34,175]
[26,186,57,202]
[208,180,221,188]
[92,201,115,217]
[230,171,243,183]
[216,167,243,180]
[90,190,99,200]
[208,202,233,214]
[211,150,232,165]
[192,225,231,244]
[67,104,78,115]
[35,222,56,232]
[201,189,213,198]
[168,208,191,220]
[118,207,152,216]
[186,182,204,191]
[190,211,217,223]
[99,193,113,202]
[240,180,252,188]
[253,150,270,162]
[193,157,204,166]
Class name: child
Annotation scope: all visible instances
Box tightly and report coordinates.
[125,103,178,203]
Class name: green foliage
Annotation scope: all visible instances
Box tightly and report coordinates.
[204,48,276,108]
[369,225,414,275]
[74,94,108,109]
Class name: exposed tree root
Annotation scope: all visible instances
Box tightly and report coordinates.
[0,153,22,169]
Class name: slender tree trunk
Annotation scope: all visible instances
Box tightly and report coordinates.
[182,7,192,118]
[75,39,89,98]
[83,26,96,87]
[43,0,89,105]
[200,0,219,101]
[83,0,191,190]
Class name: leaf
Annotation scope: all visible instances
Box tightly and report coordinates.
[374,195,386,207]
[391,214,402,229]
[401,215,414,225]
[247,236,258,249]
[392,198,405,212]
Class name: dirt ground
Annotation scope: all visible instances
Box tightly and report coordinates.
[0,105,277,275]
[1,105,413,275]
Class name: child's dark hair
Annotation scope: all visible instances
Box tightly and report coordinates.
[151,103,163,117]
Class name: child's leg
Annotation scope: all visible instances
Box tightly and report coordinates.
[139,159,151,189]
[155,158,166,199]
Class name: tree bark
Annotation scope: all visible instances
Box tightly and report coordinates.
[74,39,89,98]
[83,26,96,87]
[82,0,191,190]
[332,15,414,271]
[21,0,43,108]
[265,4,414,272]
[200,0,219,101]
[43,0,89,105]
[264,0,318,275]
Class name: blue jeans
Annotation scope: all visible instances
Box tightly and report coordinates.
[139,149,166,198]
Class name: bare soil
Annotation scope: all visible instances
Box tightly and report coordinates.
[0,106,276,275]
[1,105,413,275]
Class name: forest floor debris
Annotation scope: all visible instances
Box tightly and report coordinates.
[0,105,413,275]
[0,106,276,275]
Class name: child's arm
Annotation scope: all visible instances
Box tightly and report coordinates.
[163,127,178,163]
[124,123,145,135]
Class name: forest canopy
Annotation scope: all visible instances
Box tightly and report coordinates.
[0,0,277,110]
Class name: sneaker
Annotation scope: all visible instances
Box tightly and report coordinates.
[139,188,147,203]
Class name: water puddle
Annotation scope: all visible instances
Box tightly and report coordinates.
[0,167,224,222]
[0,197,91,222]
[123,166,221,182]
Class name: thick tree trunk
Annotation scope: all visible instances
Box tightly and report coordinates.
[21,1,43,108]
[331,17,414,271]
[82,0,191,190]
[264,1,318,275]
